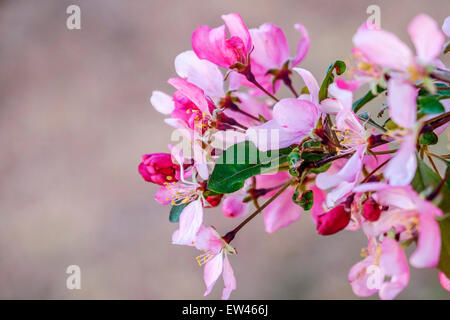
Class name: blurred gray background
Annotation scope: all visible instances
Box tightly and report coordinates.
[0,0,449,299]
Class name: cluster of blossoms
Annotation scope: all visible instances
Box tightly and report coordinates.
[139,13,450,299]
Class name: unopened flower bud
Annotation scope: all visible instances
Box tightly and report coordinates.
[138,153,180,185]
[205,194,223,208]
[316,205,351,236]
[363,197,381,222]
[222,195,247,218]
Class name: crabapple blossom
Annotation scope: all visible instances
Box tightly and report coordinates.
[139,12,450,300]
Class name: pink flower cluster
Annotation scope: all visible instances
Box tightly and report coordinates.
[139,13,450,299]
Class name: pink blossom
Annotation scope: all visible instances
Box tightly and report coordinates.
[316,147,366,207]
[247,76,320,151]
[172,199,204,246]
[240,22,309,94]
[250,23,309,72]
[192,13,252,69]
[354,183,442,268]
[352,16,443,188]
[174,50,225,100]
[353,14,444,72]
[138,153,181,185]
[195,227,237,300]
[349,237,410,300]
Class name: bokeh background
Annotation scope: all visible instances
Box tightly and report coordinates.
[0,0,449,299]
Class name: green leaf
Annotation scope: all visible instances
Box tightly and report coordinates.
[417,96,445,114]
[301,150,325,162]
[310,162,332,174]
[292,189,314,210]
[318,61,346,102]
[352,85,385,113]
[419,131,438,145]
[207,141,292,194]
[412,158,441,193]
[411,158,450,212]
[419,83,450,97]
[438,215,450,278]
[384,119,398,130]
[287,149,302,177]
[169,203,187,223]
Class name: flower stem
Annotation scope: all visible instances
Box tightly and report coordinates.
[420,111,450,134]
[246,73,280,102]
[431,68,450,83]
[427,169,450,201]
[223,179,293,242]
[369,149,398,155]
[361,158,390,183]
[286,81,299,98]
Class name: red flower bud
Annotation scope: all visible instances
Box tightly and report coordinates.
[363,197,381,222]
[205,194,223,208]
[138,153,180,185]
[316,205,351,236]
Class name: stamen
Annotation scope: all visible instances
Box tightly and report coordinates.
[196,251,214,266]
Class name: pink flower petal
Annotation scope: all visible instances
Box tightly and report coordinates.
[353,28,413,71]
[443,16,450,38]
[192,25,237,68]
[221,255,236,300]
[387,78,417,129]
[348,259,379,297]
[174,51,224,99]
[256,171,291,198]
[409,213,441,268]
[263,187,300,233]
[168,78,210,115]
[319,98,343,115]
[310,185,327,224]
[292,23,310,67]
[384,135,417,186]
[273,98,319,133]
[379,238,409,300]
[203,253,223,296]
[316,148,364,190]
[155,185,172,205]
[328,82,353,110]
[336,78,361,92]
[150,91,174,115]
[247,120,306,151]
[172,200,203,245]
[293,68,319,105]
[249,23,289,71]
[439,272,450,291]
[221,13,252,52]
[408,14,445,64]
[195,226,223,255]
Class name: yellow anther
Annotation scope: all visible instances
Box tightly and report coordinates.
[196,251,214,266]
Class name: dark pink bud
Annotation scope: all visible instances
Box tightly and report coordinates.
[138,153,180,185]
[316,205,351,236]
[205,194,223,208]
[363,197,381,222]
